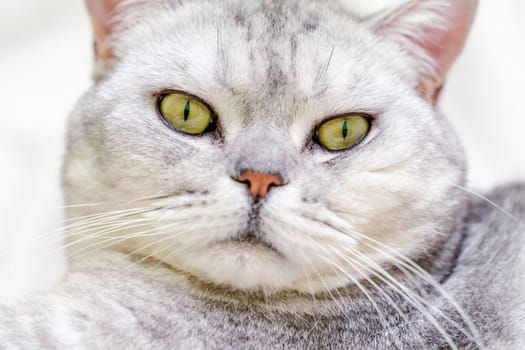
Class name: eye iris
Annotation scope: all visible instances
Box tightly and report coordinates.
[316,115,369,151]
[159,93,213,135]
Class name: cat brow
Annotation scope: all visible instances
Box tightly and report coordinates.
[313,46,336,97]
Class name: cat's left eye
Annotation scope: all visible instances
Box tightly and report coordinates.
[158,93,215,135]
[315,115,370,151]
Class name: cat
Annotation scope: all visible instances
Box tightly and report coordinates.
[1,0,524,348]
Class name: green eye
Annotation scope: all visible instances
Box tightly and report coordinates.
[159,93,214,135]
[316,115,370,151]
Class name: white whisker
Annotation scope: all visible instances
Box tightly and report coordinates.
[450,183,520,223]
[313,247,389,331]
[339,241,461,350]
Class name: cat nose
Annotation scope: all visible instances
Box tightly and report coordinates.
[236,171,284,199]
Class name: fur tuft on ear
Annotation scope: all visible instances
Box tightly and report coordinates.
[368,0,478,103]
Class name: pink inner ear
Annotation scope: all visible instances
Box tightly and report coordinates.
[419,2,476,102]
[378,0,478,103]
[86,0,121,61]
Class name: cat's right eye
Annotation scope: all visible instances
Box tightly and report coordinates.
[315,115,370,151]
[158,93,215,135]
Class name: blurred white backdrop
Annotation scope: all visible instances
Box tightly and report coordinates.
[0,0,90,299]
[0,0,524,298]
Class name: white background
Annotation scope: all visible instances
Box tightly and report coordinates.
[0,1,524,299]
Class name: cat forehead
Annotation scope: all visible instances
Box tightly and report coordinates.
[115,0,406,103]
[103,0,416,145]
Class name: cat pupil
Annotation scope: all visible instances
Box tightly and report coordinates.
[183,100,190,121]
[342,120,348,139]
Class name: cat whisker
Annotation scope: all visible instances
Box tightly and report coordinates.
[67,236,128,260]
[266,211,470,340]
[47,191,209,231]
[68,217,150,235]
[296,215,460,348]
[121,228,188,261]
[64,222,157,259]
[9,200,206,255]
[123,239,179,272]
[303,256,348,316]
[311,246,390,333]
[0,213,150,258]
[449,183,521,223]
[335,250,424,343]
[284,207,482,347]
[150,244,188,272]
[265,218,356,318]
[344,229,484,346]
[322,242,418,335]
[335,241,463,350]
[294,249,321,328]
[312,214,484,348]
[5,208,153,251]
[62,207,154,226]
[32,192,178,212]
[68,230,171,258]
[295,249,318,298]
[66,220,184,261]
[309,237,431,349]
[67,217,150,240]
[48,219,149,255]
[312,46,336,96]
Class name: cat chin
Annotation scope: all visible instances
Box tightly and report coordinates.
[171,242,301,292]
[147,240,360,294]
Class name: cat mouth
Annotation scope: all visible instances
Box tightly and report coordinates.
[229,232,279,253]
[222,202,278,251]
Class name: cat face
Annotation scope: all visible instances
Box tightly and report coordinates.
[64,0,476,293]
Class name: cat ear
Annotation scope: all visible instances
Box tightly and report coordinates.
[368,0,478,103]
[86,0,121,78]
[86,0,148,79]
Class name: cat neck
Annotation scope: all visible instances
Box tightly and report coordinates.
[63,211,479,348]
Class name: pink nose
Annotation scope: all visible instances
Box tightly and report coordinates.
[237,171,283,199]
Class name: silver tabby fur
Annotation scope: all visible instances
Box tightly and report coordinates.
[1,0,524,349]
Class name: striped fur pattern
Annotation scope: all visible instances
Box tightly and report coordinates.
[1,0,523,348]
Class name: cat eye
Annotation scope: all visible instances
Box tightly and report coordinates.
[158,92,215,135]
[315,115,370,151]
